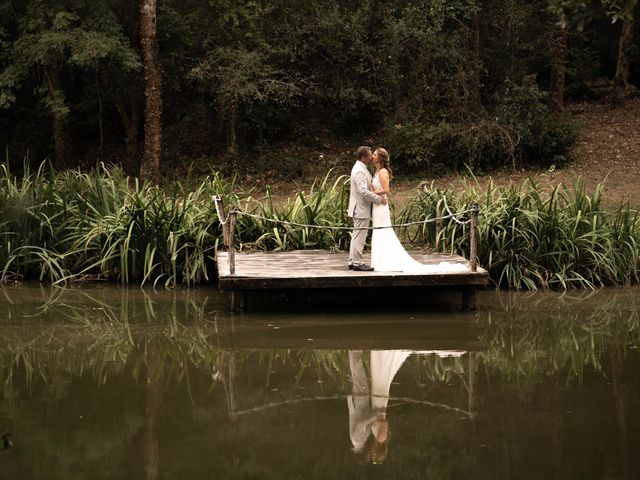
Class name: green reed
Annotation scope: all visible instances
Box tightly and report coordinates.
[1,163,239,286]
[243,172,351,251]
[400,177,640,289]
[4,163,640,290]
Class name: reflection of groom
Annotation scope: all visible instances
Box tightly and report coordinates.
[347,350,410,464]
[348,146,386,271]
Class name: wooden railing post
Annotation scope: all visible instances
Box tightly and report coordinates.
[213,195,236,276]
[470,203,478,273]
[228,207,237,275]
[213,195,230,245]
[435,202,441,251]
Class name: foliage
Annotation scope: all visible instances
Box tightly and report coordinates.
[0,162,236,286]
[245,173,351,251]
[495,76,578,168]
[0,163,350,284]
[383,78,578,174]
[3,0,631,173]
[4,163,640,292]
[401,176,640,289]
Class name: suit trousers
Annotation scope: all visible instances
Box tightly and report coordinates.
[349,217,370,265]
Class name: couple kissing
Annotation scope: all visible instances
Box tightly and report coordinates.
[347,146,468,274]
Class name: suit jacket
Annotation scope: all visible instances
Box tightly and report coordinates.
[348,160,381,219]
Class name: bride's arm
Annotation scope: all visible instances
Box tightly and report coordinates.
[372,169,391,195]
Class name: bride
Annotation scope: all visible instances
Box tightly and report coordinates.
[369,148,468,273]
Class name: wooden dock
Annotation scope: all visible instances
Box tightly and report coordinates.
[216,250,489,311]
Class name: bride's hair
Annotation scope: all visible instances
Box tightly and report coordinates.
[374,148,393,179]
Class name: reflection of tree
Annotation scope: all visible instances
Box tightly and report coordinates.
[610,343,630,478]
[0,287,222,479]
[217,351,238,421]
[143,348,166,480]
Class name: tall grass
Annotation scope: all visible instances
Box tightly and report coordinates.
[400,177,640,289]
[3,163,640,289]
[244,173,351,251]
[1,163,238,286]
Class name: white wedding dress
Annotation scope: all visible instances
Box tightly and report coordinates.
[370,173,469,273]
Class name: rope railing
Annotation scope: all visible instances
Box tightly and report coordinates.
[213,195,473,231]
[234,208,474,230]
[234,393,474,417]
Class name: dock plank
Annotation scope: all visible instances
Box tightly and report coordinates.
[216,250,489,290]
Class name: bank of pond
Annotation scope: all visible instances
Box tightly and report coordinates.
[2,163,639,289]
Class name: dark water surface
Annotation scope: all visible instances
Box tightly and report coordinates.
[1,285,639,479]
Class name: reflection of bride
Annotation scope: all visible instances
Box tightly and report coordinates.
[348,349,467,464]
[369,148,469,273]
[348,350,410,464]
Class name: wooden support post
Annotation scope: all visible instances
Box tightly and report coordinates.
[461,286,476,311]
[435,203,441,251]
[229,207,237,275]
[230,291,246,312]
[470,203,478,273]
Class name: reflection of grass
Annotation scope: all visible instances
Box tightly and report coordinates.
[0,287,220,396]
[479,290,640,381]
[1,288,639,397]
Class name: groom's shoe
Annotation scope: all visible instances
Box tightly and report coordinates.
[352,263,374,272]
[348,263,353,270]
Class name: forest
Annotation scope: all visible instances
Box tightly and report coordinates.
[0,0,638,183]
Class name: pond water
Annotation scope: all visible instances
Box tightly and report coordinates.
[0,285,639,479]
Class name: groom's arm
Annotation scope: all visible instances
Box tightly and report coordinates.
[354,171,382,205]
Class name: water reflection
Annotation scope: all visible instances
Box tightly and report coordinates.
[347,349,474,465]
[0,285,639,479]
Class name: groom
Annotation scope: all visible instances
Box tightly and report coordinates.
[348,146,386,271]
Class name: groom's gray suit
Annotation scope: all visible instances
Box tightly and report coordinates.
[348,160,382,266]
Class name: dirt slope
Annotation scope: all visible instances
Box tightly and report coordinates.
[424,98,640,208]
[265,98,640,210]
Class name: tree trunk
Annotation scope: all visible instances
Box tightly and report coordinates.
[467,6,483,114]
[549,21,568,113]
[44,64,72,169]
[612,2,637,103]
[127,101,141,168]
[143,353,165,480]
[139,0,162,184]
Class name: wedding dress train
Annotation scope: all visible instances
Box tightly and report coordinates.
[370,173,469,273]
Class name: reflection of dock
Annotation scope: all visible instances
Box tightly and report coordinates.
[216,250,489,311]
[216,318,484,351]
[216,347,479,421]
